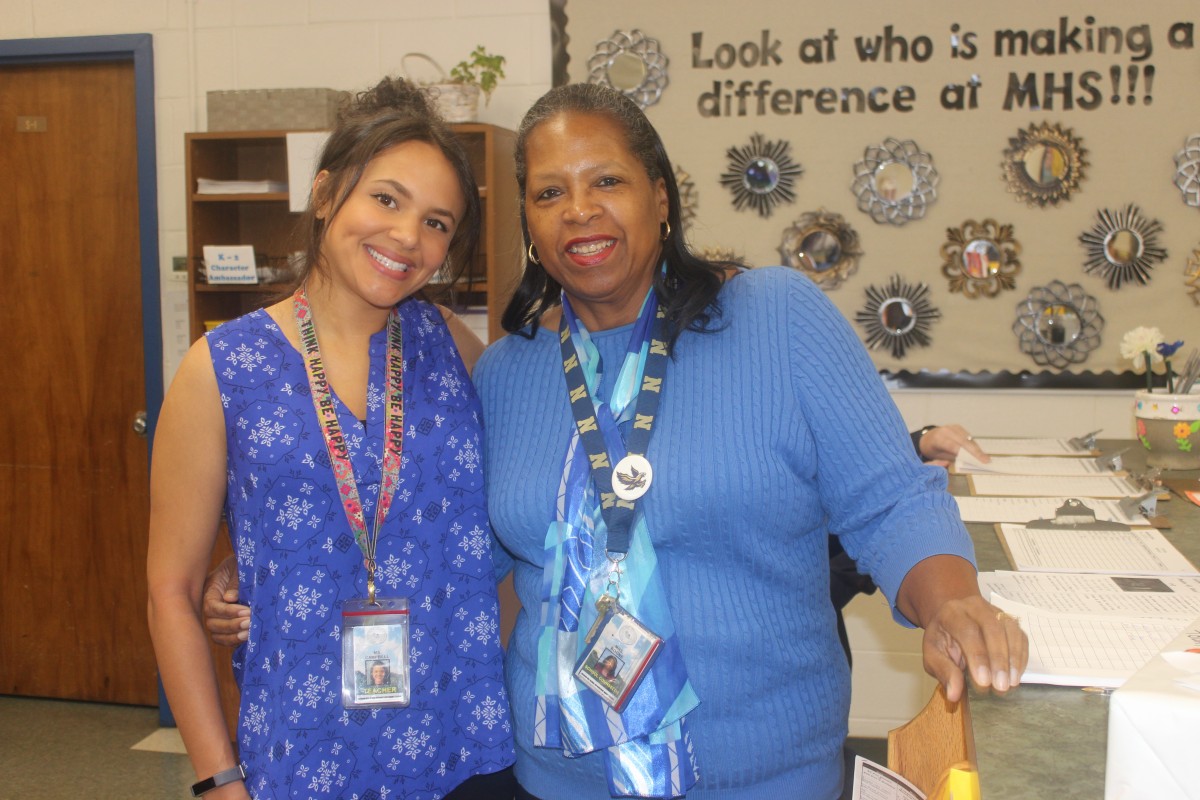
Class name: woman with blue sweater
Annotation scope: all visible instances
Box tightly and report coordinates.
[474,83,1026,800]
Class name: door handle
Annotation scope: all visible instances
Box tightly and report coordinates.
[133,410,148,437]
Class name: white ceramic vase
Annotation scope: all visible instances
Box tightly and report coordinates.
[1133,390,1200,470]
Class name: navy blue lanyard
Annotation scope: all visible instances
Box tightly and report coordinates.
[557,298,668,555]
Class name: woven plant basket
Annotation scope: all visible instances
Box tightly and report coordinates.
[402,53,480,123]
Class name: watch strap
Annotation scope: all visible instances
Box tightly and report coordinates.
[190,764,246,797]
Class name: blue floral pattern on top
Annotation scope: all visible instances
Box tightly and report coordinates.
[208,300,514,800]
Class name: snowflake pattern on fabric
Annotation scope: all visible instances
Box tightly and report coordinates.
[208,302,513,798]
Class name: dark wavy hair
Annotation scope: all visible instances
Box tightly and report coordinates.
[502,83,733,348]
[288,76,481,298]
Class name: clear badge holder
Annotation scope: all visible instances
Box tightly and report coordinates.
[574,598,662,712]
[341,597,411,709]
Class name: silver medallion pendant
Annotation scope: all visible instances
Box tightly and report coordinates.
[612,454,653,501]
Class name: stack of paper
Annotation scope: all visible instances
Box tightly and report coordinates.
[955,452,1109,476]
[197,177,287,194]
[959,434,1199,690]
[970,437,1094,456]
[966,475,1143,498]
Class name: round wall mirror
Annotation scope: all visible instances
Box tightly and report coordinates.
[855,274,941,359]
[798,230,842,272]
[962,240,1001,278]
[1020,143,1069,188]
[779,209,862,290]
[1079,204,1167,289]
[721,134,803,218]
[586,30,669,109]
[940,218,1022,298]
[1187,246,1200,306]
[851,138,938,226]
[744,157,781,194]
[606,52,647,90]
[1013,280,1103,368]
[1002,122,1087,207]
[1104,228,1142,265]
[1035,305,1082,345]
[1173,134,1200,208]
[879,298,916,333]
[873,161,914,202]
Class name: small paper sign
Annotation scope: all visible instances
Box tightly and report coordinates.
[203,245,259,284]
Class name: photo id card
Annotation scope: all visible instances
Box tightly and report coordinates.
[573,602,662,712]
[341,598,410,709]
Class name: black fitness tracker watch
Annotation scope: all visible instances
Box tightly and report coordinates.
[191,765,246,797]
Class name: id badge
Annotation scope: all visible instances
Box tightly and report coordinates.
[341,598,410,709]
[573,602,662,712]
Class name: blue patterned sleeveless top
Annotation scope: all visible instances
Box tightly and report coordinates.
[207,300,514,799]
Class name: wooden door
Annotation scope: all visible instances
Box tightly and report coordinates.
[0,60,156,705]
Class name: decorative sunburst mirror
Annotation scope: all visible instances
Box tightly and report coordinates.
[587,29,669,109]
[719,133,803,218]
[851,138,938,226]
[1002,122,1087,207]
[1012,280,1104,369]
[673,163,697,233]
[1186,246,1200,306]
[940,219,1022,298]
[855,275,940,359]
[778,209,862,290]
[1079,204,1167,289]
[1173,134,1200,209]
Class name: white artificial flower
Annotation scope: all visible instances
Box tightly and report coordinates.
[1119,326,1165,371]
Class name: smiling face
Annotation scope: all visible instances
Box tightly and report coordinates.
[316,140,465,313]
[523,112,668,331]
[370,663,388,685]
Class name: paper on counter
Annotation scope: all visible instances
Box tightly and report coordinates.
[995,523,1199,576]
[993,596,1193,688]
[967,475,1143,498]
[979,571,1200,616]
[954,451,1109,476]
[953,496,1146,527]
[970,437,1092,456]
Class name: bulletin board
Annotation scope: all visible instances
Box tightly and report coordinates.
[561,1,1200,384]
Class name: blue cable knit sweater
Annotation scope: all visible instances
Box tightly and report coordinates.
[475,267,974,799]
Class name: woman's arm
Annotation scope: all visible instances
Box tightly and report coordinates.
[147,339,249,799]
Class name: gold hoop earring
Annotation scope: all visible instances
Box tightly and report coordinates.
[527,242,541,265]
[660,221,672,242]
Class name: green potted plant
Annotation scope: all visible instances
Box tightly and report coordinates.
[403,47,507,122]
[448,45,506,106]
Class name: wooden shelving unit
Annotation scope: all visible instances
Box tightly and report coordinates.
[185,124,520,344]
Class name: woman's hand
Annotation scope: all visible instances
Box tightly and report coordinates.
[920,594,1027,703]
[918,424,990,467]
[203,555,250,647]
[897,555,1028,703]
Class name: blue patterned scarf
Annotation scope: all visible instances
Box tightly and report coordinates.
[533,289,701,798]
